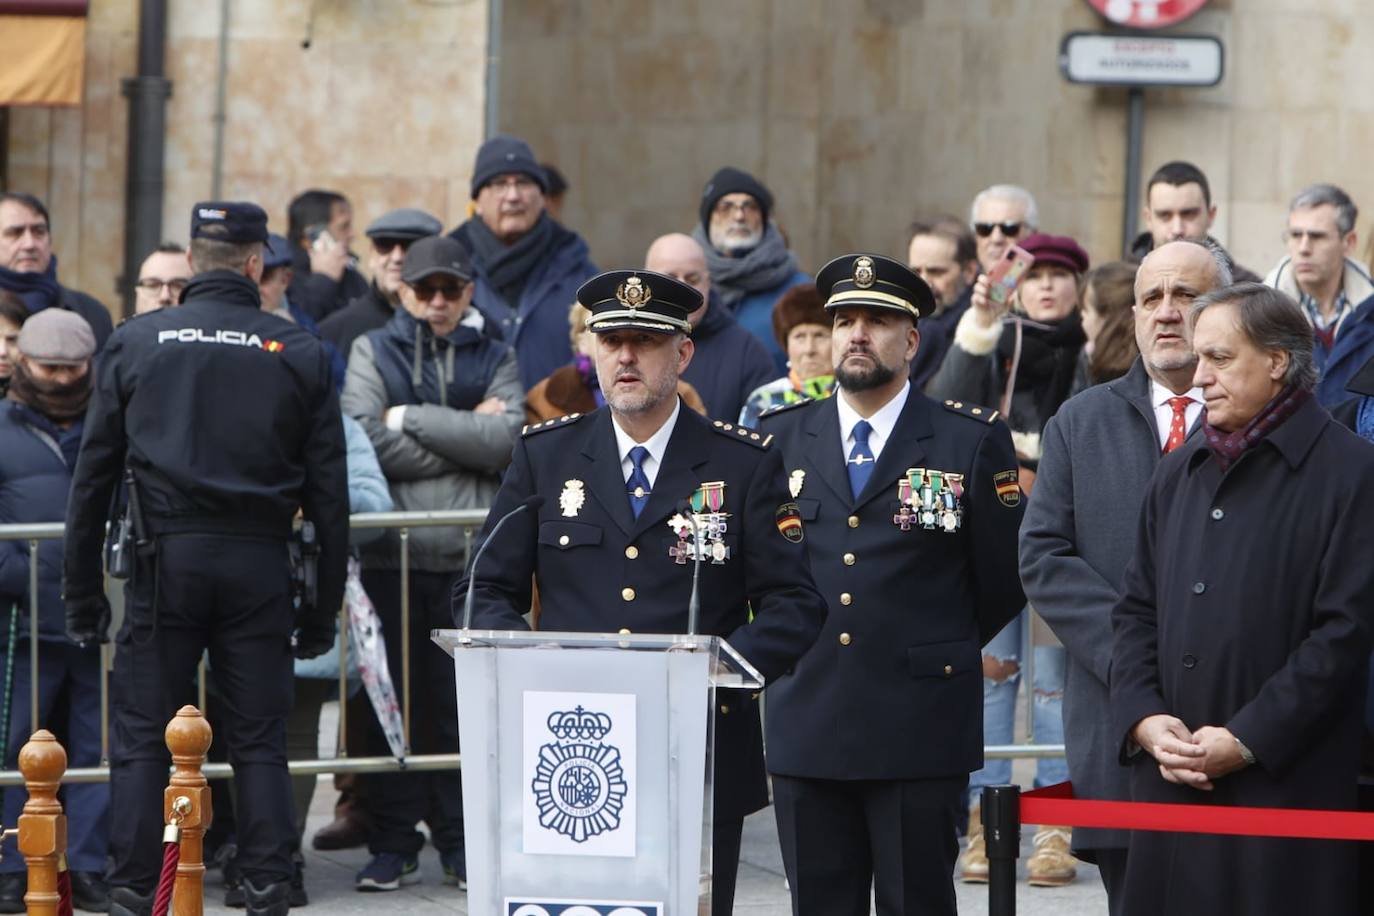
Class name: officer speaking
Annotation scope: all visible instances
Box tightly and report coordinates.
[62,202,349,916]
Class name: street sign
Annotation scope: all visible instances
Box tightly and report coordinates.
[1059,32,1223,87]
[1086,0,1208,29]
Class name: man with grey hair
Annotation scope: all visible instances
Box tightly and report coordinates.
[1109,281,1374,915]
[1019,239,1228,912]
[969,184,1038,274]
[1264,182,1374,405]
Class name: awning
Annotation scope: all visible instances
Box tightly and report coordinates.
[0,1,89,107]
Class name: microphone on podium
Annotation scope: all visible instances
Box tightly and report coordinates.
[676,499,704,636]
[461,495,545,630]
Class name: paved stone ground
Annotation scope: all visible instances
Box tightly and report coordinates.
[193,704,1107,914]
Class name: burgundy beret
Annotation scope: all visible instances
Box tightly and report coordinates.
[1019,233,1089,275]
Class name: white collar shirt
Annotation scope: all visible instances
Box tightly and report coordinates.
[1149,380,1204,449]
[835,381,911,464]
[612,397,681,489]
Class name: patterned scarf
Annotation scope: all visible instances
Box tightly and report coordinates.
[1201,383,1311,473]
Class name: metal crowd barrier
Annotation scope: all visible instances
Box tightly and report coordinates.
[0,511,1064,786]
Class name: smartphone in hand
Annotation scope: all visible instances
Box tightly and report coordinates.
[986,244,1034,307]
[306,223,337,253]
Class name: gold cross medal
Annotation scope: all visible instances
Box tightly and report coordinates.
[559,479,585,518]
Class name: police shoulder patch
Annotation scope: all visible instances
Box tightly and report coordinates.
[758,398,813,420]
[522,412,586,437]
[710,419,772,449]
[942,399,999,424]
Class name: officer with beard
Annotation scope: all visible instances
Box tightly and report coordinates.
[62,202,349,916]
[758,253,1025,915]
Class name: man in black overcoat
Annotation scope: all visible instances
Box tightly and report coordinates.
[1111,282,1374,915]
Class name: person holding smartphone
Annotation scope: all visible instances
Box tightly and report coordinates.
[927,232,1090,888]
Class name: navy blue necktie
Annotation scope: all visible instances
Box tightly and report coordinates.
[848,420,875,499]
[627,446,651,518]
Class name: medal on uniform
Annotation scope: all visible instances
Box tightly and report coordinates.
[789,469,805,498]
[559,479,585,518]
[894,472,918,531]
[942,472,964,532]
[919,470,938,529]
[667,513,693,564]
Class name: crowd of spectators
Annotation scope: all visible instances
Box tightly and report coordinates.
[4,139,1374,911]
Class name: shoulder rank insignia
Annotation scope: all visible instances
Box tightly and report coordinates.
[942,399,998,424]
[522,412,585,437]
[758,398,814,420]
[710,419,772,449]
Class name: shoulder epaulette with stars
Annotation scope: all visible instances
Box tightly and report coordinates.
[941,398,999,424]
[758,397,814,420]
[710,419,773,449]
[521,412,585,437]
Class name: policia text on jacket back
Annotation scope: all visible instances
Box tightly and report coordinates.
[62,202,349,916]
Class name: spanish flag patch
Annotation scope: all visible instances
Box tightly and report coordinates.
[993,469,1021,508]
[775,502,804,543]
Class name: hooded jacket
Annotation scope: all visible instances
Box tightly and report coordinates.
[342,307,524,571]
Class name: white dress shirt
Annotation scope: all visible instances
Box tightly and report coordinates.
[1150,380,1204,449]
[836,381,911,464]
[612,398,681,488]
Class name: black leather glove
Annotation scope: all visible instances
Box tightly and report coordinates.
[65,593,112,648]
[291,617,336,660]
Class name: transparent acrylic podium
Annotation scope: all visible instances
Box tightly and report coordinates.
[433,629,763,916]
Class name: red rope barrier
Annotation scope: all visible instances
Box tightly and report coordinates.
[56,865,72,916]
[1021,781,1374,841]
[151,840,180,916]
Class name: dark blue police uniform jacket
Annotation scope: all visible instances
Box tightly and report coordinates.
[758,391,1025,781]
[461,402,827,820]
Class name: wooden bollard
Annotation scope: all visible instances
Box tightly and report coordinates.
[165,705,212,916]
[17,729,67,916]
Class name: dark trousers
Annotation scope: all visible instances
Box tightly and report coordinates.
[772,773,964,916]
[0,640,109,873]
[1091,846,1129,916]
[360,569,463,858]
[712,817,743,916]
[109,534,296,892]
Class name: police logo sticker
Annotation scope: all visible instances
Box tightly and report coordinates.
[559,480,585,518]
[615,276,652,309]
[523,691,636,857]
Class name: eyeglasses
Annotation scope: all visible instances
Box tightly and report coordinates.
[372,238,413,255]
[973,222,1024,238]
[413,280,469,301]
[713,198,761,217]
[136,278,189,295]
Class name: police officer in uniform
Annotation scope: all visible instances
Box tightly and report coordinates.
[459,268,827,916]
[758,254,1026,915]
[62,202,349,916]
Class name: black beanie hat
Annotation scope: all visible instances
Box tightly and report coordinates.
[699,166,773,232]
[470,135,549,199]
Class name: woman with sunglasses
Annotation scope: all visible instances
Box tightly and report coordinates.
[928,232,1090,890]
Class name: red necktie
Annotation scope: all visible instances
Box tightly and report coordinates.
[1163,396,1191,454]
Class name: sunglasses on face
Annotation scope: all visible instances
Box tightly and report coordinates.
[973,221,1024,238]
[372,238,413,255]
[413,280,469,301]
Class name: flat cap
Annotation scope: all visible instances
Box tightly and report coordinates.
[578,269,699,335]
[190,201,269,244]
[816,253,935,322]
[365,208,443,242]
[17,308,95,365]
[263,233,294,271]
[401,236,473,284]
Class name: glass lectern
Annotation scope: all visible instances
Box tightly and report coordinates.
[433,629,763,916]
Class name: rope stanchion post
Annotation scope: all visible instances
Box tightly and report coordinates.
[983,784,1021,916]
[164,705,212,916]
[17,729,68,916]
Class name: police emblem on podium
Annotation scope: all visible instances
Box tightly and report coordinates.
[523,691,637,857]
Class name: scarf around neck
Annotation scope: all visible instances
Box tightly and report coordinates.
[1202,383,1311,472]
[692,223,799,309]
[996,311,1086,426]
[0,256,61,314]
[460,213,559,311]
[7,358,92,423]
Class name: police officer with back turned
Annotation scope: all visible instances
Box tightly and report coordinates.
[460,268,826,916]
[62,202,349,916]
